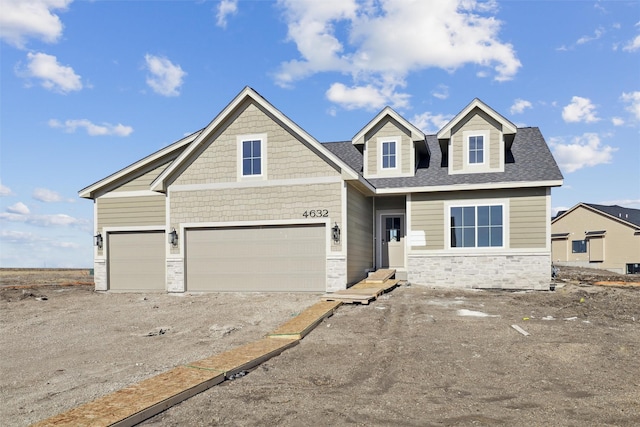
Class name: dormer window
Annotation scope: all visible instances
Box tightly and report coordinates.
[381,141,397,169]
[468,135,484,164]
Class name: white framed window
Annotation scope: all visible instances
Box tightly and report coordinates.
[381,140,397,169]
[468,135,484,164]
[237,134,266,180]
[450,204,504,248]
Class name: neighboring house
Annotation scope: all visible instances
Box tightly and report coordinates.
[551,203,640,274]
[79,87,563,293]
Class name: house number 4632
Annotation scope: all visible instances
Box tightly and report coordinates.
[302,209,329,218]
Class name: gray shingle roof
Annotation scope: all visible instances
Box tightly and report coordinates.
[585,203,640,228]
[322,127,563,190]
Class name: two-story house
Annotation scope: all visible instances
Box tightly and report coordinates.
[79,87,563,292]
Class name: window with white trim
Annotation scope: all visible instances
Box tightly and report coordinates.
[381,140,396,169]
[241,139,262,176]
[450,204,503,248]
[468,135,484,164]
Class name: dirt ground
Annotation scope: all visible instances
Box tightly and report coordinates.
[1,268,639,426]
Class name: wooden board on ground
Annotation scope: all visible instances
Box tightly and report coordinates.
[594,281,640,287]
[352,279,400,293]
[365,269,396,283]
[269,300,341,340]
[188,338,298,377]
[32,366,225,427]
[321,288,382,305]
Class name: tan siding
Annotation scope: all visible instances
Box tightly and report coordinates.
[170,182,342,252]
[347,185,373,284]
[510,192,547,249]
[97,196,166,230]
[113,162,170,192]
[551,239,568,262]
[174,100,338,185]
[552,206,640,273]
[411,195,444,250]
[364,118,412,176]
[450,109,502,172]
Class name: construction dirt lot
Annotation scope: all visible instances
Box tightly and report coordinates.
[1,267,639,426]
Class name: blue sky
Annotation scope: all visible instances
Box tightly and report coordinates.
[1,0,639,268]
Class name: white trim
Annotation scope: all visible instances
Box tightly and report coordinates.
[379,138,399,172]
[444,198,510,250]
[80,131,199,198]
[352,106,425,144]
[545,188,551,251]
[169,175,342,192]
[375,180,564,195]
[98,190,163,199]
[465,131,489,167]
[151,87,357,192]
[237,134,267,181]
[341,181,347,256]
[437,98,517,139]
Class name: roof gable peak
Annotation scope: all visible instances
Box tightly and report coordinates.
[352,106,425,144]
[437,98,517,140]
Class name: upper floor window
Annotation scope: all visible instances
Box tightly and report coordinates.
[242,139,262,176]
[468,135,484,164]
[382,141,396,169]
[450,204,503,248]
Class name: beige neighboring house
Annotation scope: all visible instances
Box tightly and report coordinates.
[79,87,563,293]
[551,203,640,274]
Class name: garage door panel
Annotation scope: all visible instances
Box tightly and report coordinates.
[108,232,165,291]
[186,225,325,292]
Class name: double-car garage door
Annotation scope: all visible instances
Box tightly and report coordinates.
[185,224,326,292]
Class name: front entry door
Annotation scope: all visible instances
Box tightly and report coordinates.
[381,215,404,269]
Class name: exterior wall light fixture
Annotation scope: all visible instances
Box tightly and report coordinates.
[94,233,103,249]
[168,228,179,246]
[332,222,340,244]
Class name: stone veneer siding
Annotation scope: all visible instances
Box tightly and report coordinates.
[407,253,551,290]
[166,259,184,292]
[327,257,347,292]
[94,259,107,291]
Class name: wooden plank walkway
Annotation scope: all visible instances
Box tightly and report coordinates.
[32,269,402,427]
[364,268,396,283]
[268,300,341,340]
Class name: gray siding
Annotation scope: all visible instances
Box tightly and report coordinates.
[364,117,413,177]
[347,185,374,284]
[410,195,444,250]
[113,162,171,193]
[450,108,502,172]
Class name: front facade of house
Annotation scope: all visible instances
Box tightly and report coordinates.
[551,203,640,274]
[80,87,563,292]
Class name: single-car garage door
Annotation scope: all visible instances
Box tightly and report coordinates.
[108,231,165,291]
[186,224,326,292]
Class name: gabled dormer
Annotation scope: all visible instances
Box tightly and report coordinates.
[352,107,425,179]
[437,98,517,175]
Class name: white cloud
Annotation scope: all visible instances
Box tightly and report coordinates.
[0,182,13,196]
[550,133,617,173]
[0,0,72,48]
[7,202,30,215]
[33,187,62,202]
[0,229,41,243]
[510,99,532,115]
[17,52,82,93]
[611,117,624,126]
[216,0,238,28]
[0,211,89,228]
[576,27,604,45]
[562,96,600,123]
[276,0,520,110]
[411,111,453,134]
[623,34,640,52]
[432,84,449,100]
[621,91,640,121]
[326,82,410,111]
[48,118,133,136]
[144,54,186,97]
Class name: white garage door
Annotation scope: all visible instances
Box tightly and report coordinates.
[186,224,326,292]
[108,231,165,291]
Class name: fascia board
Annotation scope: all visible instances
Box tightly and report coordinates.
[373,179,564,195]
[78,131,200,199]
[437,98,517,139]
[352,106,425,144]
[151,87,357,191]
